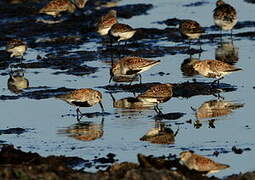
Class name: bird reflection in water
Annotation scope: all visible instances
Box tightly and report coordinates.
[8,69,29,94]
[154,105,185,121]
[110,84,173,111]
[192,99,244,128]
[215,40,239,65]
[58,118,104,141]
[140,121,179,144]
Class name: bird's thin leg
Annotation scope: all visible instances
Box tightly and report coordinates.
[99,101,105,114]
[220,29,223,42]
[129,74,137,85]
[109,92,116,103]
[198,38,202,51]
[155,104,163,116]
[230,29,233,40]
[154,105,159,114]
[76,108,82,121]
[174,126,180,137]
[138,74,142,84]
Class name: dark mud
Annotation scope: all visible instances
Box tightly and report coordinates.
[0,128,31,135]
[0,145,254,180]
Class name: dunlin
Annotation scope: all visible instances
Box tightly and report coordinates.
[192,59,242,85]
[39,0,87,17]
[180,151,230,174]
[179,20,204,41]
[137,84,173,105]
[6,39,27,58]
[194,99,243,119]
[108,23,136,45]
[110,56,160,84]
[8,70,29,94]
[213,0,237,34]
[97,10,118,36]
[56,88,104,121]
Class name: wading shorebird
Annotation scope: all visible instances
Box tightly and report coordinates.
[6,39,27,58]
[56,88,104,121]
[108,23,136,46]
[109,56,160,84]
[39,0,87,17]
[179,19,204,47]
[7,70,29,94]
[192,59,242,86]
[180,151,230,174]
[97,10,118,36]
[213,0,237,36]
[137,84,173,107]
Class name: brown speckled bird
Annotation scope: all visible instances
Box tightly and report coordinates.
[110,56,160,84]
[97,10,118,36]
[213,0,237,34]
[39,0,87,17]
[193,59,242,85]
[180,151,230,174]
[56,88,104,121]
[179,20,204,40]
[137,84,173,105]
[108,23,136,45]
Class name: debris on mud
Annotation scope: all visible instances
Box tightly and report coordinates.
[0,128,31,135]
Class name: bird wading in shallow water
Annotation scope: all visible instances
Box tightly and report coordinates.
[179,19,204,48]
[108,23,136,47]
[56,88,104,121]
[180,151,230,174]
[213,0,237,37]
[109,56,160,84]
[97,10,118,36]
[192,59,242,86]
[137,84,173,108]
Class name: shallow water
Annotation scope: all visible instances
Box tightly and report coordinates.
[1,0,255,178]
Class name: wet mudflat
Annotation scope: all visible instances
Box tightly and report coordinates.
[0,0,255,179]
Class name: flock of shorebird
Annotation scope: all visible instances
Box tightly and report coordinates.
[5,0,242,174]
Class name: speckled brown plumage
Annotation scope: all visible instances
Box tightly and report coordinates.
[112,56,160,76]
[109,23,136,41]
[179,20,204,39]
[97,10,118,36]
[57,88,102,106]
[137,84,173,104]
[193,59,241,79]
[180,151,230,174]
[39,0,80,17]
[213,0,237,30]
